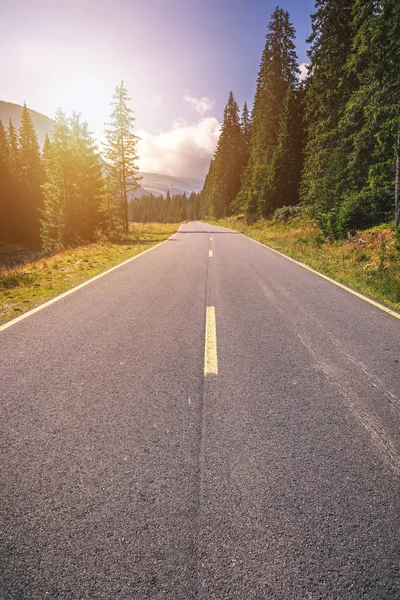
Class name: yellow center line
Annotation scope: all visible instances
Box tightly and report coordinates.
[209,250,213,258]
[204,306,218,375]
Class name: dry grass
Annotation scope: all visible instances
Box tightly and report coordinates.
[0,222,179,324]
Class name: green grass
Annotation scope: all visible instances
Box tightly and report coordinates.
[0,222,179,324]
[212,216,400,313]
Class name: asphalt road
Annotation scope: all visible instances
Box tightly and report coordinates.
[1,221,400,599]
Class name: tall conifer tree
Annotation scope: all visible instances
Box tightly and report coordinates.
[18,102,44,241]
[0,120,11,242]
[5,120,26,240]
[267,86,305,210]
[41,109,73,252]
[236,8,299,220]
[7,120,20,177]
[69,113,104,240]
[334,0,400,232]
[104,82,140,232]
[41,110,104,252]
[301,0,356,233]
[202,92,245,218]
[241,102,251,157]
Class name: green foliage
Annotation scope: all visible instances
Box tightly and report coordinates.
[268,86,305,210]
[235,8,301,219]
[0,119,14,243]
[104,82,141,232]
[201,92,246,218]
[273,204,303,223]
[0,112,45,245]
[18,102,45,241]
[130,191,200,223]
[240,102,251,165]
[336,191,379,235]
[41,110,104,253]
[301,0,400,236]
[301,0,356,227]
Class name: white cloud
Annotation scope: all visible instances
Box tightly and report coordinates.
[299,63,309,82]
[137,117,221,179]
[183,93,215,116]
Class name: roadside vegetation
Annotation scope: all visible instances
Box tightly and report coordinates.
[200,3,400,235]
[214,214,400,313]
[0,222,178,324]
[201,2,399,313]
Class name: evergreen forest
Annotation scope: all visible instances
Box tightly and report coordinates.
[0,84,200,254]
[1,1,400,256]
[201,2,400,237]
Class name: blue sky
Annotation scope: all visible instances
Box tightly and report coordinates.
[2,0,316,177]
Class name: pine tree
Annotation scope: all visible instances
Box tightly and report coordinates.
[69,113,104,240]
[236,8,299,220]
[0,119,11,242]
[41,109,73,252]
[301,0,356,234]
[200,159,216,218]
[18,102,44,242]
[187,192,200,220]
[240,102,251,169]
[241,102,251,149]
[202,91,245,218]
[267,86,305,210]
[41,110,105,252]
[7,120,20,177]
[334,0,400,233]
[165,190,174,222]
[104,82,141,232]
[42,134,51,161]
[5,120,26,241]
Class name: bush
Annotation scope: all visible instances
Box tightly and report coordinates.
[273,204,303,223]
[336,191,383,237]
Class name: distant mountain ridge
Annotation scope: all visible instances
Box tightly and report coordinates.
[137,172,203,198]
[0,101,204,196]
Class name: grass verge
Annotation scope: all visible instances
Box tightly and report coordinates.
[0,222,179,324]
[213,216,400,313]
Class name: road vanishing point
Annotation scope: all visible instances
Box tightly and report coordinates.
[1,221,399,599]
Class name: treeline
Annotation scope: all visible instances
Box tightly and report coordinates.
[0,104,45,245]
[201,1,400,236]
[0,82,141,253]
[130,191,200,223]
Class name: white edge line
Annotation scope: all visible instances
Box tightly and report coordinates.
[240,232,400,321]
[0,230,180,333]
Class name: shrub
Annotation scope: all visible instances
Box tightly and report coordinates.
[336,191,381,237]
[273,204,303,223]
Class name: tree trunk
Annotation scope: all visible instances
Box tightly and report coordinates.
[395,120,400,228]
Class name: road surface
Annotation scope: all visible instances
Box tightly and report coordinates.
[1,221,399,599]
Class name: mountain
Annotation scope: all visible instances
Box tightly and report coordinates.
[0,101,204,195]
[137,172,203,197]
[0,101,54,146]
